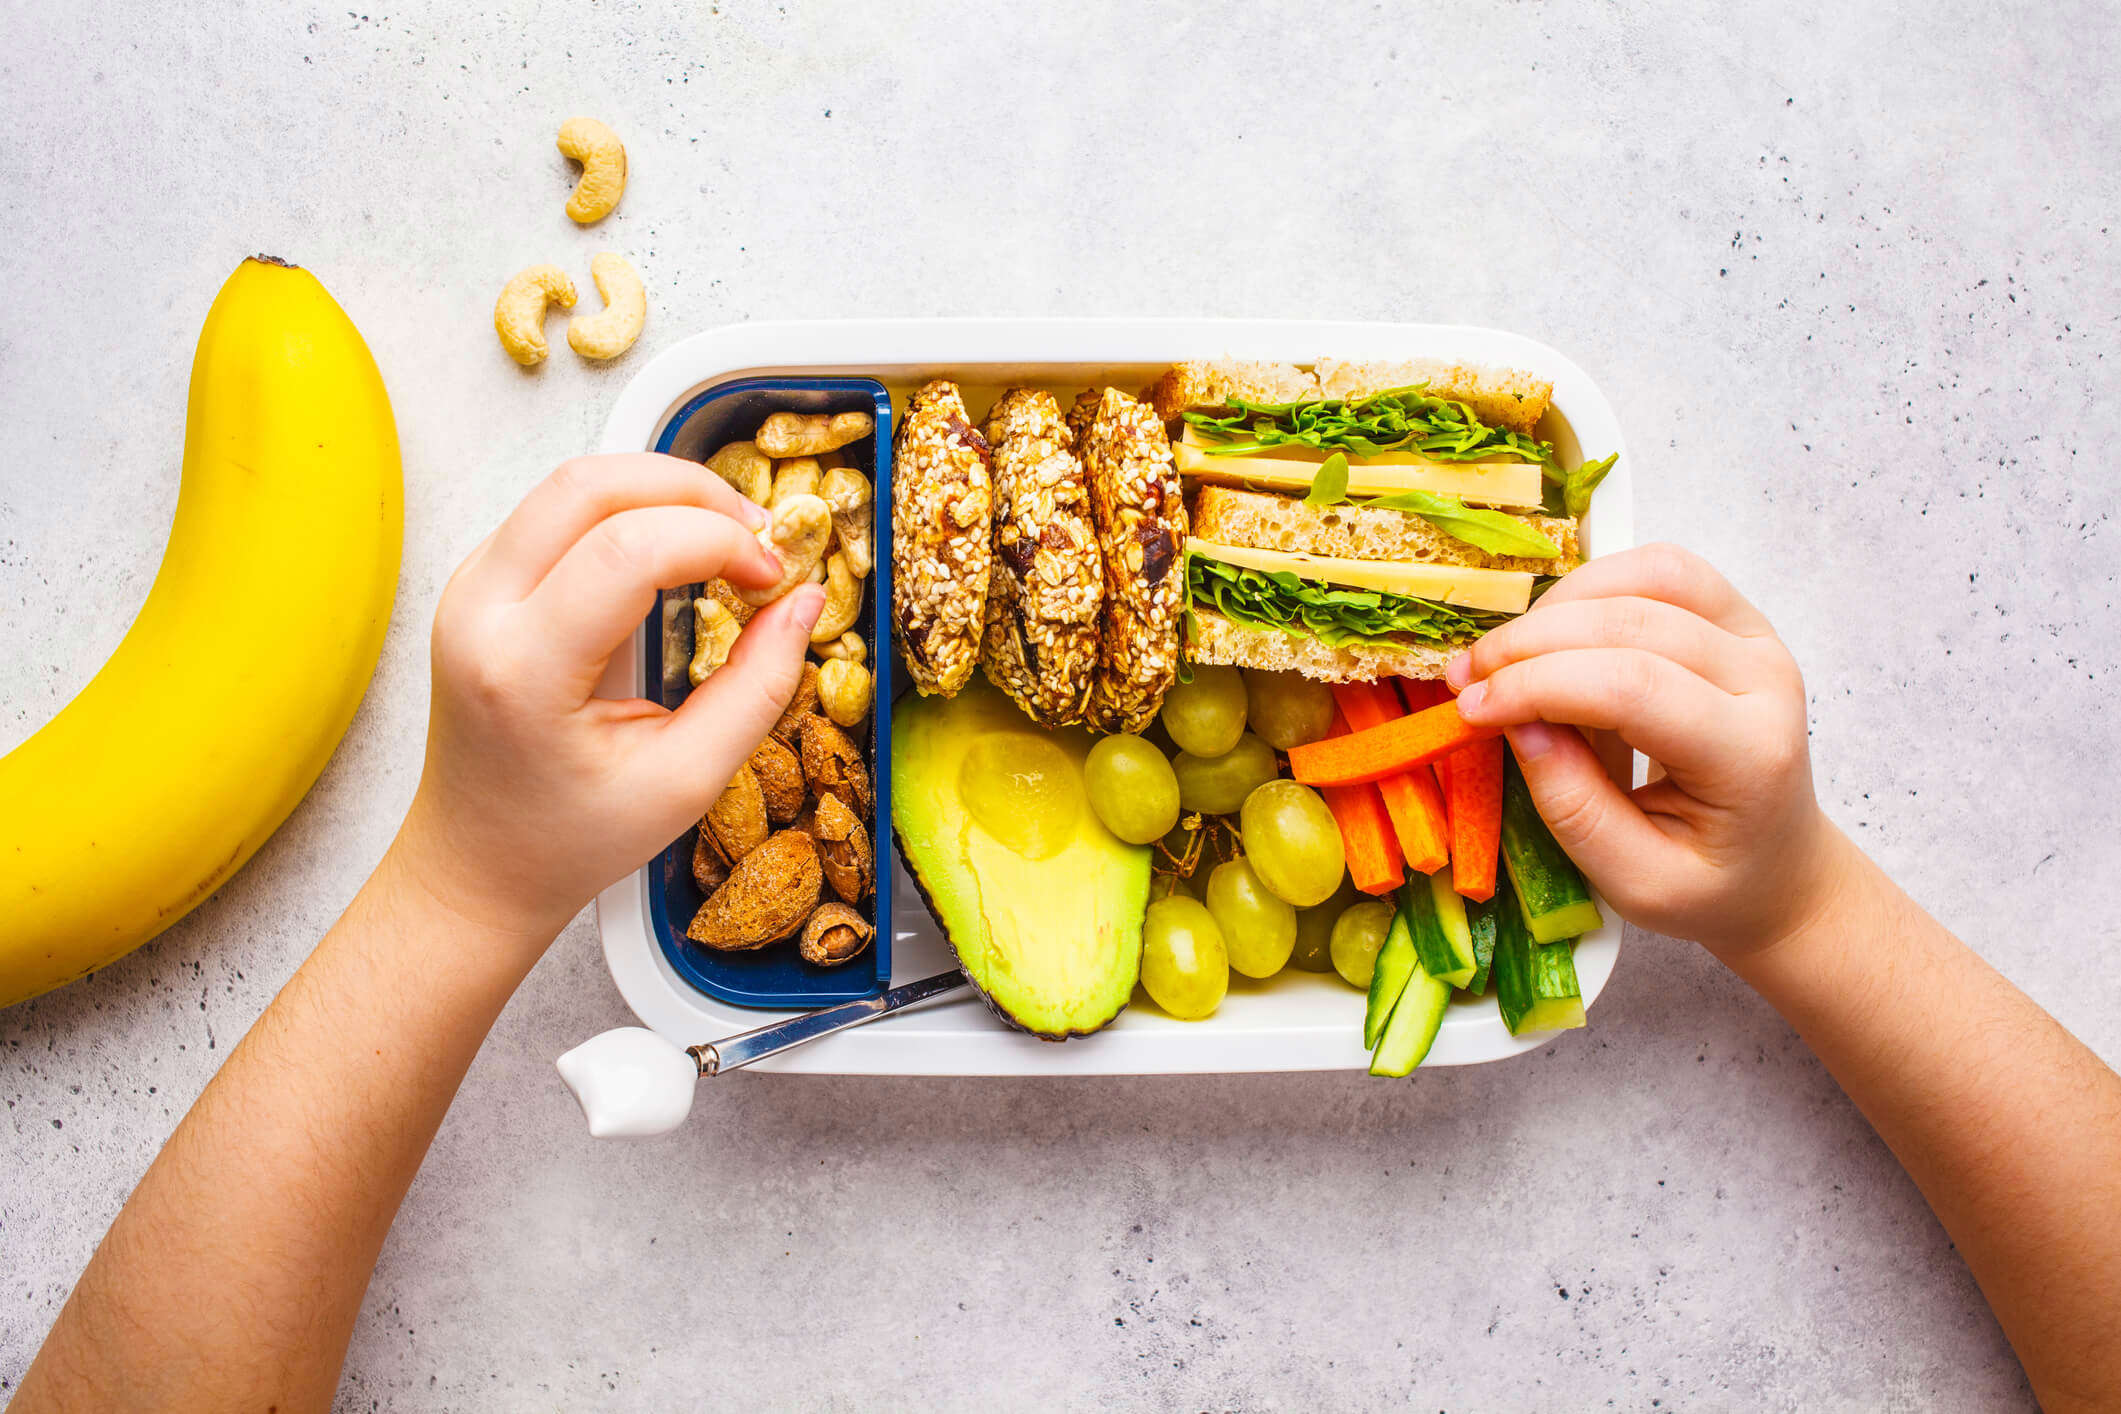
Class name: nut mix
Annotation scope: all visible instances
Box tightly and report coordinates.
[685,403,880,968]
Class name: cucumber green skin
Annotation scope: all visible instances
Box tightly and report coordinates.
[1500,754,1605,944]
[1370,964,1450,1076]
[1490,869,1586,1036]
[1363,911,1418,1050]
[1463,893,1499,996]
[1400,873,1476,989]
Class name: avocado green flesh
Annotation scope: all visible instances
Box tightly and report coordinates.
[891,681,1150,1040]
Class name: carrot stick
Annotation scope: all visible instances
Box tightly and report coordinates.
[1288,699,1502,788]
[1399,678,1453,792]
[1397,678,1451,713]
[1330,683,1449,874]
[1438,736,1503,900]
[1319,713,1406,895]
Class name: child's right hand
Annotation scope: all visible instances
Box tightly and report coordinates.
[1447,544,1848,954]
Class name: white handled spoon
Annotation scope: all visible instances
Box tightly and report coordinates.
[556,970,969,1138]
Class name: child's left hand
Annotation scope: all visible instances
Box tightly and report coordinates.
[396,453,823,946]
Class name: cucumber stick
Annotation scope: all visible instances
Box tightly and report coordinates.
[1464,892,1499,996]
[1401,870,1476,989]
[1363,910,1418,1050]
[1369,961,1450,1076]
[1490,869,1586,1035]
[1500,754,1604,943]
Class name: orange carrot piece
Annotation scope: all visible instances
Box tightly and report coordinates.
[1318,713,1405,894]
[1288,699,1502,788]
[1438,736,1504,901]
[1405,678,1457,795]
[1330,683,1449,874]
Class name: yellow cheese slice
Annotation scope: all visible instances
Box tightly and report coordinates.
[1189,538,1534,615]
[1174,428,1545,511]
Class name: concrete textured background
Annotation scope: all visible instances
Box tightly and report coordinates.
[3,1,2117,1409]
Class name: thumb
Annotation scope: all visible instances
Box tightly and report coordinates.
[661,585,826,779]
[1503,720,1669,906]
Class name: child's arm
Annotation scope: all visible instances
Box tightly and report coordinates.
[1450,544,2121,1414]
[13,454,824,1414]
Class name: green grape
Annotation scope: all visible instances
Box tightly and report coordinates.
[1159,665,1248,758]
[1173,733,1279,815]
[1141,896,1229,1021]
[1205,857,1298,979]
[1329,899,1395,990]
[1083,734,1182,844]
[1290,877,1358,972]
[1239,780,1347,906]
[1241,668,1337,751]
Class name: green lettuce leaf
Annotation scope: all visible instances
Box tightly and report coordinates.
[1182,383,1618,521]
[1356,489,1559,559]
[1303,452,1351,508]
[1183,385,1556,468]
[1187,555,1510,651]
[1563,453,1618,520]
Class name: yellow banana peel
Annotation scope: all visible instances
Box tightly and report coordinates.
[0,257,403,1007]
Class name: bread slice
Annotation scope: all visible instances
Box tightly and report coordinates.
[1149,358,1553,437]
[1312,358,1552,437]
[1146,361,1321,423]
[1188,607,1455,683]
[1190,485,1577,575]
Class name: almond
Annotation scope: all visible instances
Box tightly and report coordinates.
[686,829,821,951]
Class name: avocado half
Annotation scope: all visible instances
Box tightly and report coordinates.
[891,679,1149,1040]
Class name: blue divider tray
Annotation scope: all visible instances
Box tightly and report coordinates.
[643,377,893,1008]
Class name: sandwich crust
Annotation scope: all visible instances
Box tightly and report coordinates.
[1312,358,1552,437]
[1146,361,1321,424]
[1149,357,1553,437]
[1077,387,1186,733]
[1190,485,1578,574]
[978,388,1102,726]
[891,380,993,697]
[1186,606,1456,683]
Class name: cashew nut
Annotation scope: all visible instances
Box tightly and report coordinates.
[821,467,874,577]
[818,657,874,727]
[689,597,741,686]
[756,410,874,458]
[706,441,772,504]
[768,456,822,508]
[812,631,866,664]
[737,494,832,607]
[810,552,862,643]
[557,117,627,224]
[493,264,577,366]
[567,252,646,361]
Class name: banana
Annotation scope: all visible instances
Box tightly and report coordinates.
[0,257,402,1007]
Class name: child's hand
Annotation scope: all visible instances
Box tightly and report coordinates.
[1447,544,1844,953]
[396,454,824,943]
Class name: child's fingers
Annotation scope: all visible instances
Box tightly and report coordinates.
[655,587,825,787]
[522,506,775,685]
[1503,722,1676,902]
[1455,646,1742,784]
[479,454,769,600]
[1450,596,1759,695]
[1532,543,1775,638]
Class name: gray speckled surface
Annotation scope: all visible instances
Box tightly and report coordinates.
[3,2,2116,1409]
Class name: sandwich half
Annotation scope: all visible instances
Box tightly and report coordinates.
[1186,486,1578,681]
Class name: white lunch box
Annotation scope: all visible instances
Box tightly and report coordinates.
[592,319,1632,1075]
